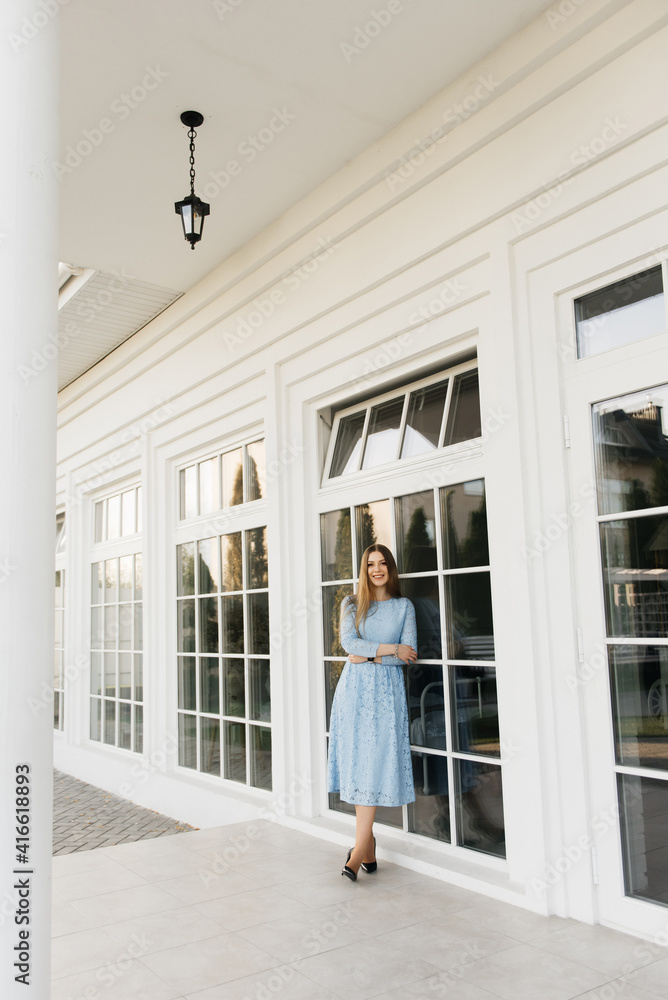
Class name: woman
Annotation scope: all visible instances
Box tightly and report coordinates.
[327,543,418,881]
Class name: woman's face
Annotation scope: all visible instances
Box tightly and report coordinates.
[367,550,389,588]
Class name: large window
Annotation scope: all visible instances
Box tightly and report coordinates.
[593,384,668,905]
[322,479,505,858]
[54,513,66,731]
[90,485,143,752]
[324,364,481,481]
[179,440,265,519]
[176,527,271,789]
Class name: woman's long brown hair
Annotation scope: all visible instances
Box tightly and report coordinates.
[348,543,402,634]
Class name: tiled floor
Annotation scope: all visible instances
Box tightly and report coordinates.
[51,820,668,1000]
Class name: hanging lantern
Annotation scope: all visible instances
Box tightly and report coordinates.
[174,111,210,249]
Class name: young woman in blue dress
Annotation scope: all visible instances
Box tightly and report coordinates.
[327,543,418,881]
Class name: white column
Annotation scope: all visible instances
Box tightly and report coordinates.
[0,3,59,997]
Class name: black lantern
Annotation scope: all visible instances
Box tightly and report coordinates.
[174,111,210,249]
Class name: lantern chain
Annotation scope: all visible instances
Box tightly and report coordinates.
[188,127,197,197]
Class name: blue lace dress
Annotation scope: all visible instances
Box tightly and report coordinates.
[327,595,417,807]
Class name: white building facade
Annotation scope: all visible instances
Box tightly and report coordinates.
[53,1,668,944]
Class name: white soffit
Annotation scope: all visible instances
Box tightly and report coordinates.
[57,269,182,391]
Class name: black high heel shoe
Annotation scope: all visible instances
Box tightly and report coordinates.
[341,847,357,881]
[361,836,377,873]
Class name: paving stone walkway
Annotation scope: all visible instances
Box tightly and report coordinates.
[53,768,196,854]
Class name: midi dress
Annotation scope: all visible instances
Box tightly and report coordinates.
[327,595,417,807]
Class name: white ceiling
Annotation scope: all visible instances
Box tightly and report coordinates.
[59,0,556,298]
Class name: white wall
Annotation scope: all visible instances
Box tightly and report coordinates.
[55,0,668,938]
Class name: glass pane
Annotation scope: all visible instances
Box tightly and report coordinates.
[441,480,489,569]
[600,515,668,638]
[136,486,142,534]
[107,494,121,540]
[407,664,445,749]
[248,659,271,722]
[199,457,218,515]
[178,713,197,769]
[221,533,243,592]
[444,370,481,445]
[177,599,196,652]
[104,606,118,647]
[200,657,220,715]
[91,607,103,649]
[200,717,221,776]
[321,508,352,582]
[90,698,101,741]
[246,440,266,501]
[178,656,196,711]
[223,658,245,717]
[121,490,135,536]
[401,380,449,458]
[249,726,272,790]
[330,412,365,478]
[91,563,103,604]
[451,666,500,757]
[91,652,102,696]
[593,386,668,516]
[104,699,116,744]
[576,266,665,359]
[55,569,63,608]
[54,609,63,646]
[355,499,392,574]
[325,661,345,731]
[323,584,353,658]
[445,573,495,660]
[56,514,66,554]
[402,577,442,659]
[455,759,505,858]
[118,604,132,649]
[408,751,450,841]
[619,773,668,905]
[119,556,132,602]
[610,646,668,770]
[134,654,143,701]
[246,527,268,589]
[247,593,269,654]
[119,702,132,750]
[104,558,117,602]
[396,491,436,574]
[94,501,104,543]
[362,397,405,469]
[53,692,60,730]
[119,652,132,699]
[54,649,62,688]
[134,605,143,651]
[224,720,246,782]
[134,553,143,600]
[180,465,197,520]
[177,542,195,597]
[135,704,143,754]
[104,652,116,697]
[222,448,243,507]
[199,596,219,653]
[221,595,244,653]
[198,537,219,594]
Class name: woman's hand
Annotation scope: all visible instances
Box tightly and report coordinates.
[348,655,369,663]
[397,644,417,663]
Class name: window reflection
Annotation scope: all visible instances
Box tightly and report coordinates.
[576,266,665,359]
[402,576,441,659]
[455,759,505,858]
[321,508,352,583]
[619,773,668,905]
[330,412,365,477]
[445,573,495,660]
[355,500,391,573]
[444,370,481,445]
[441,480,489,569]
[409,751,450,841]
[610,646,668,770]
[362,397,404,468]
[401,380,448,458]
[593,387,668,516]
[406,664,445,749]
[451,666,500,757]
[396,491,436,574]
[600,515,668,639]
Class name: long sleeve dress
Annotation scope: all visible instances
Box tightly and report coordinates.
[327,595,417,807]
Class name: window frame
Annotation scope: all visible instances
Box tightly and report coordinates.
[321,359,481,487]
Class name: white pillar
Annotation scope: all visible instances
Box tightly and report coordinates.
[0,3,59,997]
